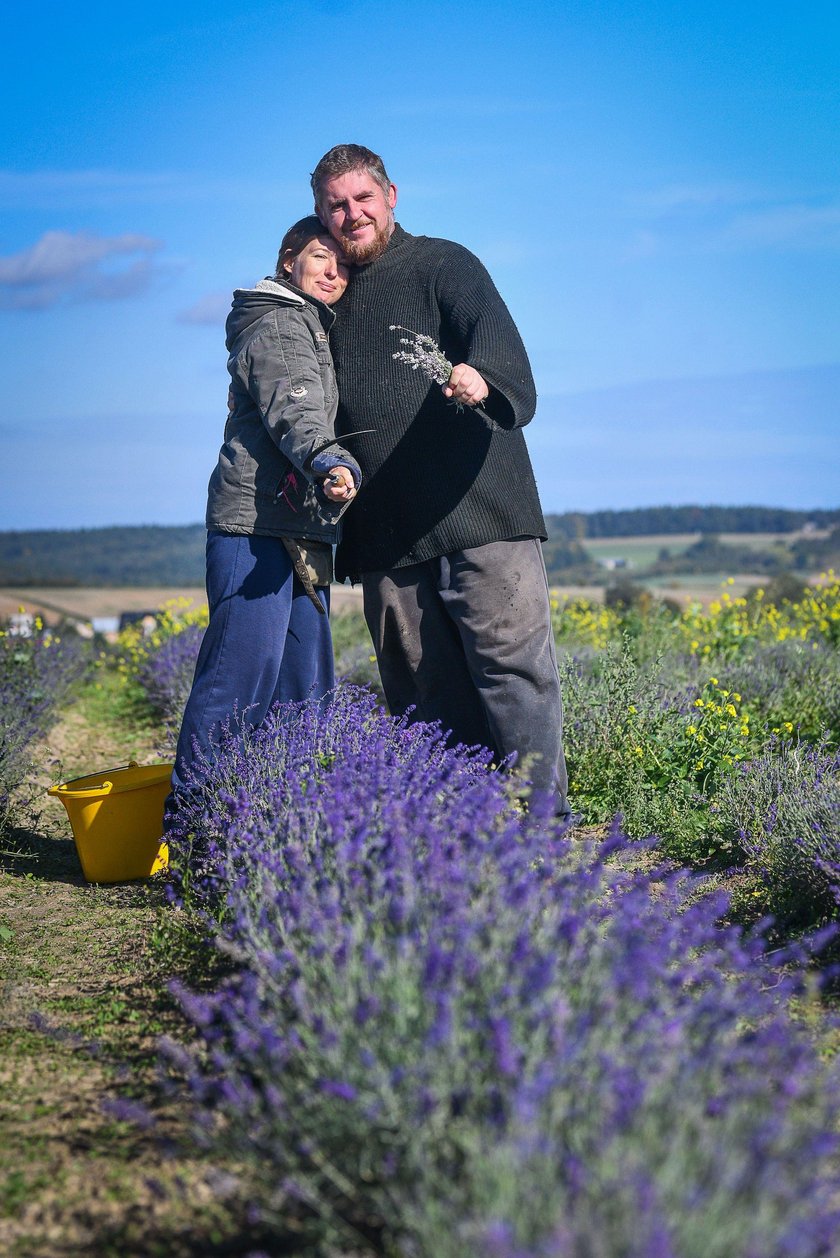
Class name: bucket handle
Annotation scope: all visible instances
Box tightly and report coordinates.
[48,760,140,797]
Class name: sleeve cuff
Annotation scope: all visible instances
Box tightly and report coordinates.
[311,450,362,488]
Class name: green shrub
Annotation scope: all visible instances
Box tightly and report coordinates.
[561,643,763,861]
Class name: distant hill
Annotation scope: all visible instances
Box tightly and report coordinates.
[0,506,837,587]
[545,504,840,541]
[0,525,207,586]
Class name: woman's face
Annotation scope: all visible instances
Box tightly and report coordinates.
[285,235,349,305]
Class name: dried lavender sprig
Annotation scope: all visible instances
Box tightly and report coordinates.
[388,325,493,424]
[389,324,453,386]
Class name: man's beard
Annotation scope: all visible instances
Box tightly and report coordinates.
[339,216,392,265]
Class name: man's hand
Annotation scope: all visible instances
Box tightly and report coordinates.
[443,363,489,408]
[322,465,357,502]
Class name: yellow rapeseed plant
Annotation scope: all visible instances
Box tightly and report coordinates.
[114,597,209,682]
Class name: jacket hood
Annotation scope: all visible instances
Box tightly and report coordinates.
[225,277,334,350]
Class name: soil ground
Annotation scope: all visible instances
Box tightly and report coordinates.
[0,682,305,1257]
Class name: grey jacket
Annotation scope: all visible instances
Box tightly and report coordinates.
[206,278,361,542]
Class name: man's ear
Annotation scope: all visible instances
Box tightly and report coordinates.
[388,183,398,209]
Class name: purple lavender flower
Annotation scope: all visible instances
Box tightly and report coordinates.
[156,685,840,1258]
[1,625,88,833]
[137,621,205,725]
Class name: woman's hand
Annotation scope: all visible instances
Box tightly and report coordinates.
[322,465,357,502]
[443,363,489,408]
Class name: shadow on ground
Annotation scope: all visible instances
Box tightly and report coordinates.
[1,821,87,885]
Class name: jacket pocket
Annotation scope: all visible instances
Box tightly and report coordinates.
[272,467,305,514]
[313,331,336,403]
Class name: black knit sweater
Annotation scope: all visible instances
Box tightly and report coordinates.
[330,224,547,581]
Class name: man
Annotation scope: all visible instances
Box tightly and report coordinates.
[311,143,569,816]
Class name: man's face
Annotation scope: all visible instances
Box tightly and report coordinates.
[317,170,397,265]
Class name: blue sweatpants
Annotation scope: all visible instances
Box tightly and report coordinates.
[168,530,334,806]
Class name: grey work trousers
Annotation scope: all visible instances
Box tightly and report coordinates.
[362,537,569,814]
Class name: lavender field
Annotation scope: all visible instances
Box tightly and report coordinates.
[2,577,840,1255]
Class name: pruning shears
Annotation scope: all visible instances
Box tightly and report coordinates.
[305,429,376,480]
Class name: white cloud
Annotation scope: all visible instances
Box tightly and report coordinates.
[177,291,231,325]
[385,96,556,119]
[0,168,297,210]
[0,230,168,309]
[625,181,840,253]
[0,170,181,210]
[626,182,757,215]
[718,202,840,250]
[528,364,840,513]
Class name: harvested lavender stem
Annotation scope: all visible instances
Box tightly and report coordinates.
[388,325,492,423]
[390,325,453,385]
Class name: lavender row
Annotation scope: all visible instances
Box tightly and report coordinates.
[136,609,839,929]
[0,624,88,833]
[136,620,205,729]
[163,688,840,1257]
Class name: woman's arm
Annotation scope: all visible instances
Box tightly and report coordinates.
[241,306,360,485]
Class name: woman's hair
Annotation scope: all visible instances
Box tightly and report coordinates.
[274,215,331,279]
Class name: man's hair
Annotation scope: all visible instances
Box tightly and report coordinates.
[310,144,392,209]
[274,214,329,279]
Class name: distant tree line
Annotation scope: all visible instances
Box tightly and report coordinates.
[545,505,840,541]
[0,525,207,587]
[1,507,838,588]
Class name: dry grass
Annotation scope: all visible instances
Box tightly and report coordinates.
[0,584,364,628]
[0,680,309,1257]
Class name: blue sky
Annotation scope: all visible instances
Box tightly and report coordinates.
[1,0,837,530]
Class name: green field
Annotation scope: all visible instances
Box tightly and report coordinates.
[582,531,816,570]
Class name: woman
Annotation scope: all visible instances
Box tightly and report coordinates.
[166,215,360,819]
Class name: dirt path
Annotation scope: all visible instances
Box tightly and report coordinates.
[0,688,287,1257]
[0,584,364,628]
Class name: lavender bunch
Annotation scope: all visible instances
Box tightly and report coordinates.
[159,687,840,1258]
[390,324,453,386]
[389,325,492,422]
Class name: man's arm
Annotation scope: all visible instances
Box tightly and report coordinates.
[434,243,537,430]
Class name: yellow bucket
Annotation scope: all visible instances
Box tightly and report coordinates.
[48,762,172,883]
